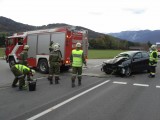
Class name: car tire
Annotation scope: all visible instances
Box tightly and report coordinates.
[124,67,131,77]
[38,59,49,74]
[105,70,112,74]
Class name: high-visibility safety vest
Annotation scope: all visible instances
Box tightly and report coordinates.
[15,64,30,73]
[72,49,83,67]
[149,51,158,66]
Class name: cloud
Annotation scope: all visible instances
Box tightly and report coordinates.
[89,12,103,16]
[123,8,146,14]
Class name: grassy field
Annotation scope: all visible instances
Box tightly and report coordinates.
[0,48,5,58]
[88,49,126,59]
[0,48,126,59]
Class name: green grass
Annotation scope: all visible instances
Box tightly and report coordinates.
[0,48,126,59]
[88,49,126,59]
[0,48,5,57]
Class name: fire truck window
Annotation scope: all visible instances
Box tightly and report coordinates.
[18,38,23,45]
[8,39,14,45]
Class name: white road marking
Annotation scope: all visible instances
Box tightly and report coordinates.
[27,80,110,120]
[113,81,127,84]
[36,77,47,80]
[156,86,160,88]
[133,83,149,87]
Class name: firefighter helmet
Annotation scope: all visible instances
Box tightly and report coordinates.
[151,45,157,50]
[55,43,60,47]
[76,42,81,48]
[24,45,29,50]
[53,44,59,51]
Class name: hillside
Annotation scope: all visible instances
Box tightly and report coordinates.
[108,30,160,44]
[0,16,104,39]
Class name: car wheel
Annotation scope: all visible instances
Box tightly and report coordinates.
[105,70,112,74]
[38,59,49,74]
[125,67,131,77]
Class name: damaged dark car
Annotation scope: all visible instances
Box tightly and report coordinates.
[101,51,149,76]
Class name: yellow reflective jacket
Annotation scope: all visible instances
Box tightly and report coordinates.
[71,49,83,67]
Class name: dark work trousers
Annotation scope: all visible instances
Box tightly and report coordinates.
[71,67,82,86]
[149,65,156,77]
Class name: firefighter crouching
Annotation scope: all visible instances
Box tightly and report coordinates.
[48,44,62,84]
[70,42,86,88]
[148,45,158,78]
[19,45,29,66]
[11,64,36,90]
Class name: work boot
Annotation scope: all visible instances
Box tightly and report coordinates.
[71,79,75,88]
[78,79,81,86]
[49,79,53,84]
[55,77,59,84]
[48,76,53,84]
[148,74,155,78]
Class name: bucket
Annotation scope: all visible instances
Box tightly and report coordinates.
[28,79,37,91]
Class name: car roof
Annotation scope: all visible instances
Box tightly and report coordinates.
[119,51,147,56]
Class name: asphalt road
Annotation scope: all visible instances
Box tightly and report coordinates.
[0,59,160,120]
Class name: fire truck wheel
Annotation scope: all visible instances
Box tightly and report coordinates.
[38,59,49,74]
[9,58,16,68]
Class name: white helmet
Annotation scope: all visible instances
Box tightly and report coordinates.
[151,45,157,50]
[24,45,29,50]
[53,44,59,51]
[55,43,60,47]
[31,69,36,76]
[76,42,81,48]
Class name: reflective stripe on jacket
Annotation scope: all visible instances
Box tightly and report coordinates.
[72,49,83,67]
[149,51,158,66]
[15,64,30,73]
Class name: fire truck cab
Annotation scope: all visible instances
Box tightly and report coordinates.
[5,26,88,73]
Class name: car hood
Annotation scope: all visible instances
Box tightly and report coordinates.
[103,57,128,64]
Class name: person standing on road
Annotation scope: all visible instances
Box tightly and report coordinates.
[70,42,86,88]
[11,64,35,90]
[148,45,158,78]
[19,45,29,66]
[48,44,62,84]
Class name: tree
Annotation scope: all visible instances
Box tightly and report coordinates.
[147,41,152,48]
[0,32,7,47]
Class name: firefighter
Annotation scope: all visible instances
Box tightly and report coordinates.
[148,45,158,78]
[70,42,86,88]
[48,44,62,84]
[11,64,36,90]
[19,45,29,66]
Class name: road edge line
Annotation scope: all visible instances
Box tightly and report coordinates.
[27,80,110,120]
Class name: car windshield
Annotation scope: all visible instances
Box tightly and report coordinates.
[115,53,130,58]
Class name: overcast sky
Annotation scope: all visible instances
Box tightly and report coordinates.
[0,0,160,33]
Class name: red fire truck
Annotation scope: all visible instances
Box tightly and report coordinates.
[5,26,88,73]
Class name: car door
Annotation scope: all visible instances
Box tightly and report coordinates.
[131,52,143,72]
[141,52,149,70]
